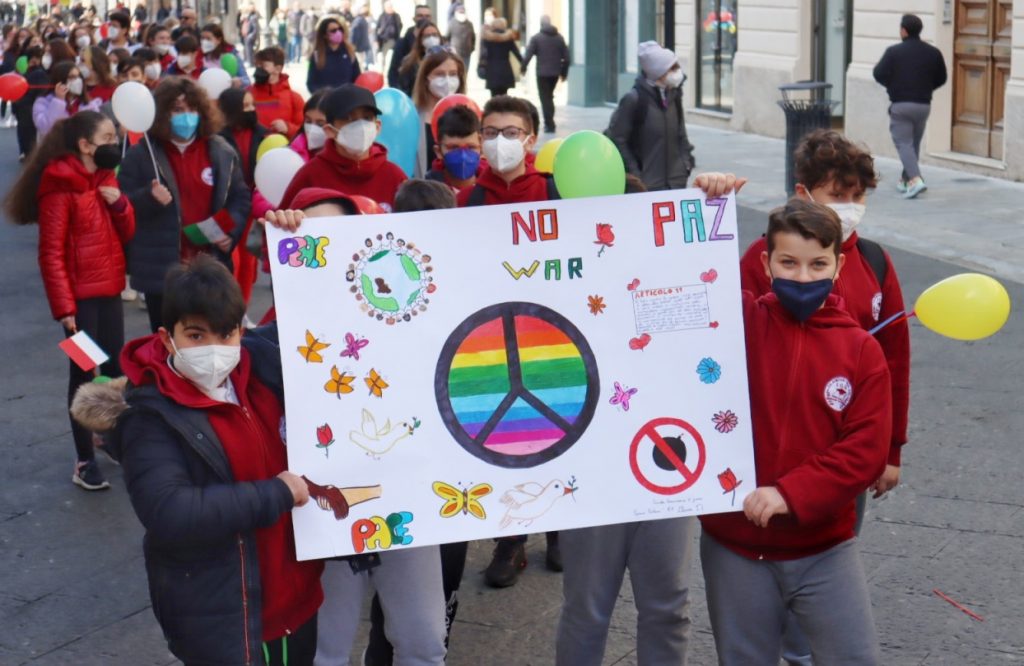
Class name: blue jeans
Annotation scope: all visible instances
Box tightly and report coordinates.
[288,35,302,62]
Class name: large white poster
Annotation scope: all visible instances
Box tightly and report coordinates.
[267,189,755,560]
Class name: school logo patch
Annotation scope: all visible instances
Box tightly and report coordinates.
[201,167,214,186]
[871,292,882,322]
[824,376,853,412]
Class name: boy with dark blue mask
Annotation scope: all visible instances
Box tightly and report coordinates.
[425,104,483,191]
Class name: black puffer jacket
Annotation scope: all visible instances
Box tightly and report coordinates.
[118,135,251,294]
[523,24,569,79]
[480,32,522,91]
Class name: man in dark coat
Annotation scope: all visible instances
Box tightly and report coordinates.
[522,15,569,133]
[387,3,431,89]
[446,3,475,67]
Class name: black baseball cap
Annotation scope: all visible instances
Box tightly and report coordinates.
[324,84,383,124]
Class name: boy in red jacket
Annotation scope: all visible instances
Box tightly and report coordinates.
[700,199,891,664]
[251,46,304,136]
[456,95,557,207]
[279,84,407,210]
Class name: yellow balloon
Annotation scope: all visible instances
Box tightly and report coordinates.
[534,138,563,174]
[914,273,1011,340]
[256,134,289,163]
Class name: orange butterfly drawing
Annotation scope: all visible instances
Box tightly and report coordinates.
[432,481,493,520]
[364,368,389,398]
[324,365,355,398]
[298,330,331,363]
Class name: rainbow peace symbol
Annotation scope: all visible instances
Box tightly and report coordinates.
[435,303,600,468]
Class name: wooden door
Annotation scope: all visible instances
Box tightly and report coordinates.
[952,0,1010,158]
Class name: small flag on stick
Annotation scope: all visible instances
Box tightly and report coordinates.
[58,331,109,372]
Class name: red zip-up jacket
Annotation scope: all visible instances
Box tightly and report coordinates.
[279,142,407,210]
[249,73,305,137]
[455,160,552,207]
[740,232,909,465]
[700,292,891,561]
[37,154,135,319]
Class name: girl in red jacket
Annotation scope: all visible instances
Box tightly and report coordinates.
[4,110,135,491]
[700,199,891,664]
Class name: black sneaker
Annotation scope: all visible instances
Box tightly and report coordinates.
[484,539,527,588]
[72,459,110,491]
[545,532,563,572]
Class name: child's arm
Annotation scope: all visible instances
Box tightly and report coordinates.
[774,340,893,526]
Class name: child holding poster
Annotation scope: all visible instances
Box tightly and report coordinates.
[700,198,891,664]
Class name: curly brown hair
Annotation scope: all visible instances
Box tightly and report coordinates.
[794,129,878,194]
[150,76,223,142]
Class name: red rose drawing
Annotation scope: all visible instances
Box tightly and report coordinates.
[316,424,335,458]
[718,468,742,506]
[594,223,615,256]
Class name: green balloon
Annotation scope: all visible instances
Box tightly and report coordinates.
[552,130,626,199]
[15,55,27,74]
[220,53,238,76]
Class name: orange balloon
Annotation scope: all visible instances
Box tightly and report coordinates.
[431,94,482,141]
[355,71,384,93]
[348,194,386,215]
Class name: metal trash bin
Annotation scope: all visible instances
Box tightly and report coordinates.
[778,82,838,195]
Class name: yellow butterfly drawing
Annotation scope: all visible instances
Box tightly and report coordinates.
[324,365,355,398]
[298,330,331,363]
[432,481,493,520]
[364,368,389,398]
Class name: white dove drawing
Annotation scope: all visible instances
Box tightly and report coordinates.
[498,479,576,529]
[348,409,418,458]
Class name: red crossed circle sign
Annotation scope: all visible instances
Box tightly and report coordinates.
[629,417,706,495]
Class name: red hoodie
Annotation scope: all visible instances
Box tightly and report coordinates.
[250,74,305,137]
[120,335,324,641]
[739,232,910,465]
[279,143,407,210]
[700,292,891,561]
[455,161,553,207]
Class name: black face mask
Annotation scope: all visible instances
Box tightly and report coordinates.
[93,143,122,170]
[253,67,270,84]
[771,276,835,322]
[241,110,258,128]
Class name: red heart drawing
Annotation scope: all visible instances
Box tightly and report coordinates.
[627,278,640,291]
[700,269,718,284]
[628,333,651,350]
[709,321,719,329]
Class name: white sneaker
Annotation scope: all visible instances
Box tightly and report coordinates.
[121,286,138,301]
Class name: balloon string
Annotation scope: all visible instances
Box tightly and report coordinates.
[143,132,161,185]
[868,310,916,336]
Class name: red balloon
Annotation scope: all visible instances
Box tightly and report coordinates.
[0,73,28,102]
[355,71,384,93]
[431,94,482,142]
[348,194,386,215]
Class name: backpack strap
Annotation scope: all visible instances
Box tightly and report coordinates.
[855,237,889,286]
[466,184,486,207]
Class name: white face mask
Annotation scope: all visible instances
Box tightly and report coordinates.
[428,74,460,99]
[827,202,867,241]
[201,38,217,54]
[176,53,193,68]
[422,35,441,50]
[67,78,84,96]
[108,26,121,40]
[76,35,90,50]
[304,122,326,150]
[42,53,53,70]
[482,135,526,173]
[171,340,241,392]
[455,11,467,22]
[145,63,162,80]
[78,63,91,79]
[155,42,171,55]
[665,69,684,88]
[336,119,377,155]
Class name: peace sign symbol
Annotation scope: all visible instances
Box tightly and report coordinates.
[435,302,600,468]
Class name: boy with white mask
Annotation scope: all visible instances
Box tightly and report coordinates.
[606,40,695,191]
[279,83,407,211]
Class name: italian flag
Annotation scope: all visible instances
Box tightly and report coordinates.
[58,331,109,372]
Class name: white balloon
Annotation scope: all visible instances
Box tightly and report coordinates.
[198,68,232,100]
[255,148,305,208]
[111,81,155,133]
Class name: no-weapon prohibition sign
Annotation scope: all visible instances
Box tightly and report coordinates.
[629,417,706,495]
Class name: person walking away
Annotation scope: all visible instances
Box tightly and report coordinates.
[375,0,402,71]
[14,45,46,159]
[478,17,521,98]
[446,3,474,69]
[872,13,946,199]
[287,3,304,63]
[4,110,134,491]
[388,3,432,89]
[306,16,361,93]
[350,2,375,72]
[522,15,568,133]
[606,41,694,191]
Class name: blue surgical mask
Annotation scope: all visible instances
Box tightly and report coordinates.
[170,111,200,140]
[771,276,834,322]
[442,147,480,180]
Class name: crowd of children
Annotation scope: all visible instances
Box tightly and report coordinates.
[6,6,912,666]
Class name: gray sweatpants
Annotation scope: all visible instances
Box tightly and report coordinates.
[315,547,448,666]
[556,517,696,666]
[889,101,931,182]
[701,532,880,666]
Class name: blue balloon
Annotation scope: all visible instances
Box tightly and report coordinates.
[374,88,420,177]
